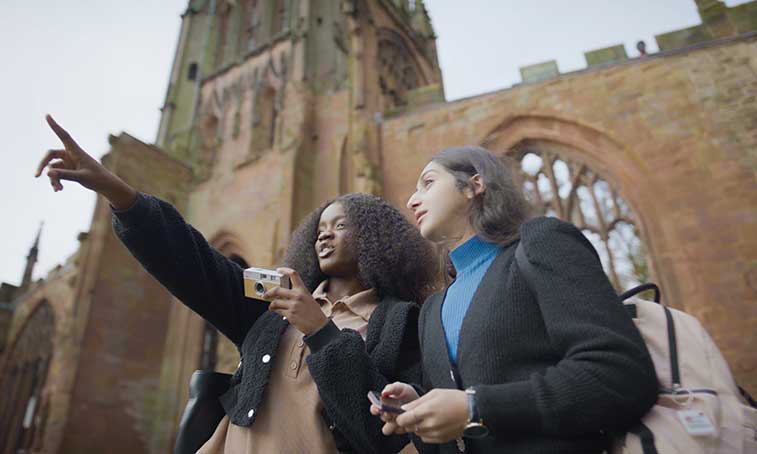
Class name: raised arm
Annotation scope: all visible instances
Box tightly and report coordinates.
[37,115,267,345]
[112,193,267,345]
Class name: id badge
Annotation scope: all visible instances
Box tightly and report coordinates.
[676,410,716,436]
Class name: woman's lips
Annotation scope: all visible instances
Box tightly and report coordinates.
[318,247,335,258]
[415,212,427,226]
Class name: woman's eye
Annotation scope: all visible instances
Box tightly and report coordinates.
[336,223,346,229]
[423,179,433,188]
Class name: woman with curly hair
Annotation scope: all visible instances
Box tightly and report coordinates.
[36,115,438,454]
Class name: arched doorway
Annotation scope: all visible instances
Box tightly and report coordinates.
[198,252,250,372]
[0,302,54,453]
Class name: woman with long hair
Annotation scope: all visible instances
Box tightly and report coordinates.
[373,146,657,453]
[36,115,437,453]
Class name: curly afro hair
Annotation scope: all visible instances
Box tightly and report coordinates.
[283,193,439,304]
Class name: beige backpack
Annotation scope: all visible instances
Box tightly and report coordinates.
[611,284,757,454]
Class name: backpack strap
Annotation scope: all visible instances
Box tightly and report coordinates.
[628,423,659,454]
[619,283,680,389]
[663,305,681,389]
[619,283,661,303]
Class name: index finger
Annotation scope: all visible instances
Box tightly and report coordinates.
[382,382,407,398]
[46,114,80,150]
[35,149,65,177]
[276,267,306,290]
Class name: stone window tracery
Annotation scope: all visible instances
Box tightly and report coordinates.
[377,29,422,109]
[512,144,650,291]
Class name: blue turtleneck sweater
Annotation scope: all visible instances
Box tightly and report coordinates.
[442,235,502,363]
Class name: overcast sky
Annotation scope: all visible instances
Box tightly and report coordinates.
[1,0,746,286]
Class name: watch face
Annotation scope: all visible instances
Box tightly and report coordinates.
[463,423,489,439]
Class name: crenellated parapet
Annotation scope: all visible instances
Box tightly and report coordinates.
[517,0,756,86]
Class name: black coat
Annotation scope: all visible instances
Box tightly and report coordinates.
[416,217,658,454]
[113,193,419,454]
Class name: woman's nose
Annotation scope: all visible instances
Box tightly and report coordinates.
[407,192,421,211]
[318,230,334,241]
[407,192,420,210]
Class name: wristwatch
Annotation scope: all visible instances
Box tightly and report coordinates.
[463,388,489,438]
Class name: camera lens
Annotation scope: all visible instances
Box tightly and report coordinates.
[255,282,265,295]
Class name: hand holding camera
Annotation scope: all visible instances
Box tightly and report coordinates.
[257,267,328,336]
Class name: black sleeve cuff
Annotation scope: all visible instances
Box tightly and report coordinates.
[303,319,342,353]
[111,192,151,227]
[476,381,543,434]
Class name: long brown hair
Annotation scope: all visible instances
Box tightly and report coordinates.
[431,146,531,247]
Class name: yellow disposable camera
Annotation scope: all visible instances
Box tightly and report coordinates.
[243,267,291,301]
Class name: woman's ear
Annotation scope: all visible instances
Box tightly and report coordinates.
[466,174,486,199]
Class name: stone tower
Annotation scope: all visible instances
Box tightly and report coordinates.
[147,1,445,451]
[20,223,42,290]
[2,1,755,452]
[155,0,443,199]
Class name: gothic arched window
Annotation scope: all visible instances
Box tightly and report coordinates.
[251,85,278,152]
[377,29,423,109]
[197,110,220,179]
[512,143,650,291]
[0,302,54,452]
[271,0,288,36]
[242,0,260,52]
[198,254,249,370]
[215,4,233,68]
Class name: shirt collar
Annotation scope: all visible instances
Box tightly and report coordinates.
[312,280,377,322]
[449,235,501,274]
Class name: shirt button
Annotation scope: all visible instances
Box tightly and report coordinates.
[282,316,287,320]
[262,354,271,364]
[248,409,255,418]
[297,340,304,348]
[289,361,298,370]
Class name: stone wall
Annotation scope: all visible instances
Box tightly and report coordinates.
[52,135,192,453]
[380,35,757,393]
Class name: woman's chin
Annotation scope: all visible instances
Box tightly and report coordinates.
[318,258,344,277]
[418,223,440,243]
[318,258,335,274]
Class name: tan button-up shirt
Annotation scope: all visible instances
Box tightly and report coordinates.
[198,280,405,454]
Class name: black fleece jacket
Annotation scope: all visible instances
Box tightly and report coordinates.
[112,192,420,454]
